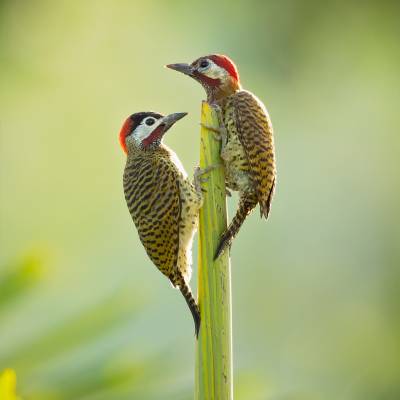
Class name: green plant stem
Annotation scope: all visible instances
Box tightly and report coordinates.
[195,101,233,400]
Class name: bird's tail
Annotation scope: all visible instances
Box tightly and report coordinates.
[178,276,200,338]
[259,178,276,219]
[214,193,258,260]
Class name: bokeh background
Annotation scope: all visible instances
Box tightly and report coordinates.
[1,0,399,399]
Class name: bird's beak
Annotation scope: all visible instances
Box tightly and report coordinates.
[166,63,194,77]
[161,112,188,133]
[143,112,187,147]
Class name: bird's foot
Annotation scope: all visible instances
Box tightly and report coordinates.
[200,123,225,141]
[200,108,228,145]
[193,165,221,193]
[211,104,228,146]
[210,103,223,119]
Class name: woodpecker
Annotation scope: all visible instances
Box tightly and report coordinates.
[119,111,204,336]
[167,55,276,259]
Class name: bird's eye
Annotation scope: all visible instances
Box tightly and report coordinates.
[145,118,155,126]
[199,60,209,69]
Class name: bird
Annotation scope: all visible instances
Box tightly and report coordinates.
[119,111,204,336]
[166,54,276,259]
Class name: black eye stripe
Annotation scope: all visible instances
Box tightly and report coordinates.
[129,112,163,131]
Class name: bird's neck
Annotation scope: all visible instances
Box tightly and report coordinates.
[207,78,241,104]
[126,144,168,163]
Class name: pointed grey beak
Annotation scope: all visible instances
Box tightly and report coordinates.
[166,63,194,77]
[162,112,188,130]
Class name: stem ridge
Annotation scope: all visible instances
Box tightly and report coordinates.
[195,101,233,400]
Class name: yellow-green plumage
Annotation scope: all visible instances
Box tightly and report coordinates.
[214,89,276,257]
[166,54,276,259]
[122,116,202,335]
[221,90,275,214]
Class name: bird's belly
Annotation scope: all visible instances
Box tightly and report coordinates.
[179,201,199,248]
[225,164,252,192]
[221,131,253,193]
[177,180,202,282]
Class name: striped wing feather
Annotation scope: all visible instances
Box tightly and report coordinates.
[124,156,181,279]
[233,90,276,217]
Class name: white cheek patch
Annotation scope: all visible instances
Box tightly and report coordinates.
[133,119,163,145]
[202,60,227,80]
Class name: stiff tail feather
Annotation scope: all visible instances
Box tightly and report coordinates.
[259,178,276,218]
[214,194,258,260]
[178,277,200,338]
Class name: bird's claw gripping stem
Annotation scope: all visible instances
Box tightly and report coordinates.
[200,105,227,143]
[193,165,221,193]
[200,123,227,143]
[200,123,220,133]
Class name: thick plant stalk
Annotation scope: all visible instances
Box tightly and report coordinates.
[195,101,233,400]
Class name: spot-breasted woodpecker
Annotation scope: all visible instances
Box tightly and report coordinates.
[119,111,203,336]
[167,55,276,259]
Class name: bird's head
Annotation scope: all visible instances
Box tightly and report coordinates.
[119,111,187,154]
[166,54,241,102]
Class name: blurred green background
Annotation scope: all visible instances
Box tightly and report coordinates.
[1,0,399,399]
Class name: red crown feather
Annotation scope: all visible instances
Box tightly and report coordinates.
[119,117,133,154]
[209,54,240,82]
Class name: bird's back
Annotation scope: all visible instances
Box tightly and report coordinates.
[220,89,276,217]
[123,148,181,279]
